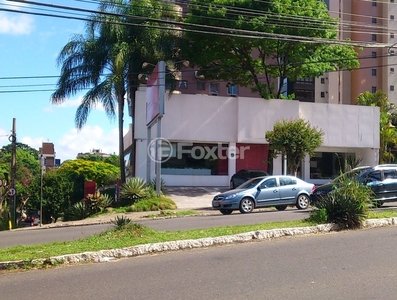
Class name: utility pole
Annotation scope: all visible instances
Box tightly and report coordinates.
[10,118,17,228]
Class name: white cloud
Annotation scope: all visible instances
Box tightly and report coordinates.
[0,11,34,35]
[56,125,120,161]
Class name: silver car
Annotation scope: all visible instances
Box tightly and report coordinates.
[212,175,315,215]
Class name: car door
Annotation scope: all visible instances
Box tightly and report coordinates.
[255,178,280,207]
[278,176,298,205]
[364,171,383,200]
[379,169,397,201]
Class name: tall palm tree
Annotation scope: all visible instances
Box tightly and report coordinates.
[356,91,397,163]
[52,0,177,183]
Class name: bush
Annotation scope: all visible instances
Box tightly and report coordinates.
[128,196,177,212]
[64,202,91,221]
[313,174,373,229]
[119,177,151,205]
[111,215,132,229]
[308,208,328,224]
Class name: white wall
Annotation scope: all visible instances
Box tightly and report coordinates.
[128,90,380,186]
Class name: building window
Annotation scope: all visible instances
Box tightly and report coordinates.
[209,83,219,95]
[391,50,395,56]
[372,69,377,76]
[372,34,377,41]
[320,92,325,98]
[177,80,188,89]
[391,68,395,74]
[372,51,377,58]
[391,33,395,39]
[372,1,377,6]
[320,78,325,84]
[196,81,205,91]
[392,0,395,3]
[310,152,355,179]
[227,85,238,96]
[391,85,395,91]
[372,86,377,93]
[392,15,395,20]
[372,18,377,24]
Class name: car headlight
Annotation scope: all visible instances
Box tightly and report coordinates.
[225,193,238,200]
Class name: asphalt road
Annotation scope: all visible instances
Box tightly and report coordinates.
[2,226,397,299]
[0,208,310,248]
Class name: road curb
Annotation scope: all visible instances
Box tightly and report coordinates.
[1,217,397,270]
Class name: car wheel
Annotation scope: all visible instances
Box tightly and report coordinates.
[239,198,254,213]
[296,194,310,209]
[275,205,287,211]
[220,209,233,215]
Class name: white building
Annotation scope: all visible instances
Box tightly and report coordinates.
[123,87,380,187]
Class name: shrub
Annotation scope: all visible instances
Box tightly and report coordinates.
[308,208,328,224]
[64,202,91,221]
[111,215,132,229]
[119,177,150,205]
[313,174,373,229]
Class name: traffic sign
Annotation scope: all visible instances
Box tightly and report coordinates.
[7,188,16,197]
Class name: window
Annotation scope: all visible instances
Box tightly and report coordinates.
[392,0,395,3]
[391,68,395,74]
[261,178,277,189]
[227,85,238,96]
[372,34,377,41]
[320,92,325,98]
[310,152,355,179]
[391,33,395,39]
[372,18,377,24]
[320,78,325,84]
[177,80,188,89]
[372,86,377,93]
[372,1,377,6]
[372,52,377,58]
[392,15,395,20]
[372,69,377,76]
[279,177,296,186]
[391,50,395,56]
[209,83,219,95]
[196,81,205,91]
[391,85,395,91]
[384,169,397,179]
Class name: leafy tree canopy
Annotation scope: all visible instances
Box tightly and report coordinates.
[58,159,120,188]
[265,118,324,175]
[182,0,360,99]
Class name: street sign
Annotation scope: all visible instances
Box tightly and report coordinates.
[7,188,16,197]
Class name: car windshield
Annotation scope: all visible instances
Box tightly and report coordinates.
[237,177,264,189]
[249,171,267,177]
[331,167,372,183]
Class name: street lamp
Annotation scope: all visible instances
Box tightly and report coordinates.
[40,154,44,227]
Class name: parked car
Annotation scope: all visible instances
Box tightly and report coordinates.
[310,164,397,207]
[230,169,269,189]
[213,175,315,215]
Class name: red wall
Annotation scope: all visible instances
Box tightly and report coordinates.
[236,143,269,172]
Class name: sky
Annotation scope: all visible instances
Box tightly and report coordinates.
[0,0,129,162]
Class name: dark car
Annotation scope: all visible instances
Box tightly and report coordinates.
[311,164,397,207]
[213,175,315,215]
[230,169,269,189]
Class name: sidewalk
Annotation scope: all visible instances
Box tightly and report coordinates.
[16,186,229,230]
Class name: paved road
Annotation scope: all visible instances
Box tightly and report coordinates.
[2,226,397,299]
[0,208,310,248]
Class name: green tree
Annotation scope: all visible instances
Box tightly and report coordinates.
[356,91,397,164]
[52,0,176,183]
[58,159,120,203]
[265,118,324,175]
[182,0,360,99]
[25,170,74,223]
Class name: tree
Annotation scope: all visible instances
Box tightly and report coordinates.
[58,159,120,203]
[182,0,360,99]
[265,118,324,175]
[356,91,397,164]
[52,0,176,183]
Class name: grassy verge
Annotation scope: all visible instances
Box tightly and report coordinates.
[1,209,397,264]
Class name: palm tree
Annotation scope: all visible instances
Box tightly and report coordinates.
[356,91,397,164]
[52,0,177,183]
